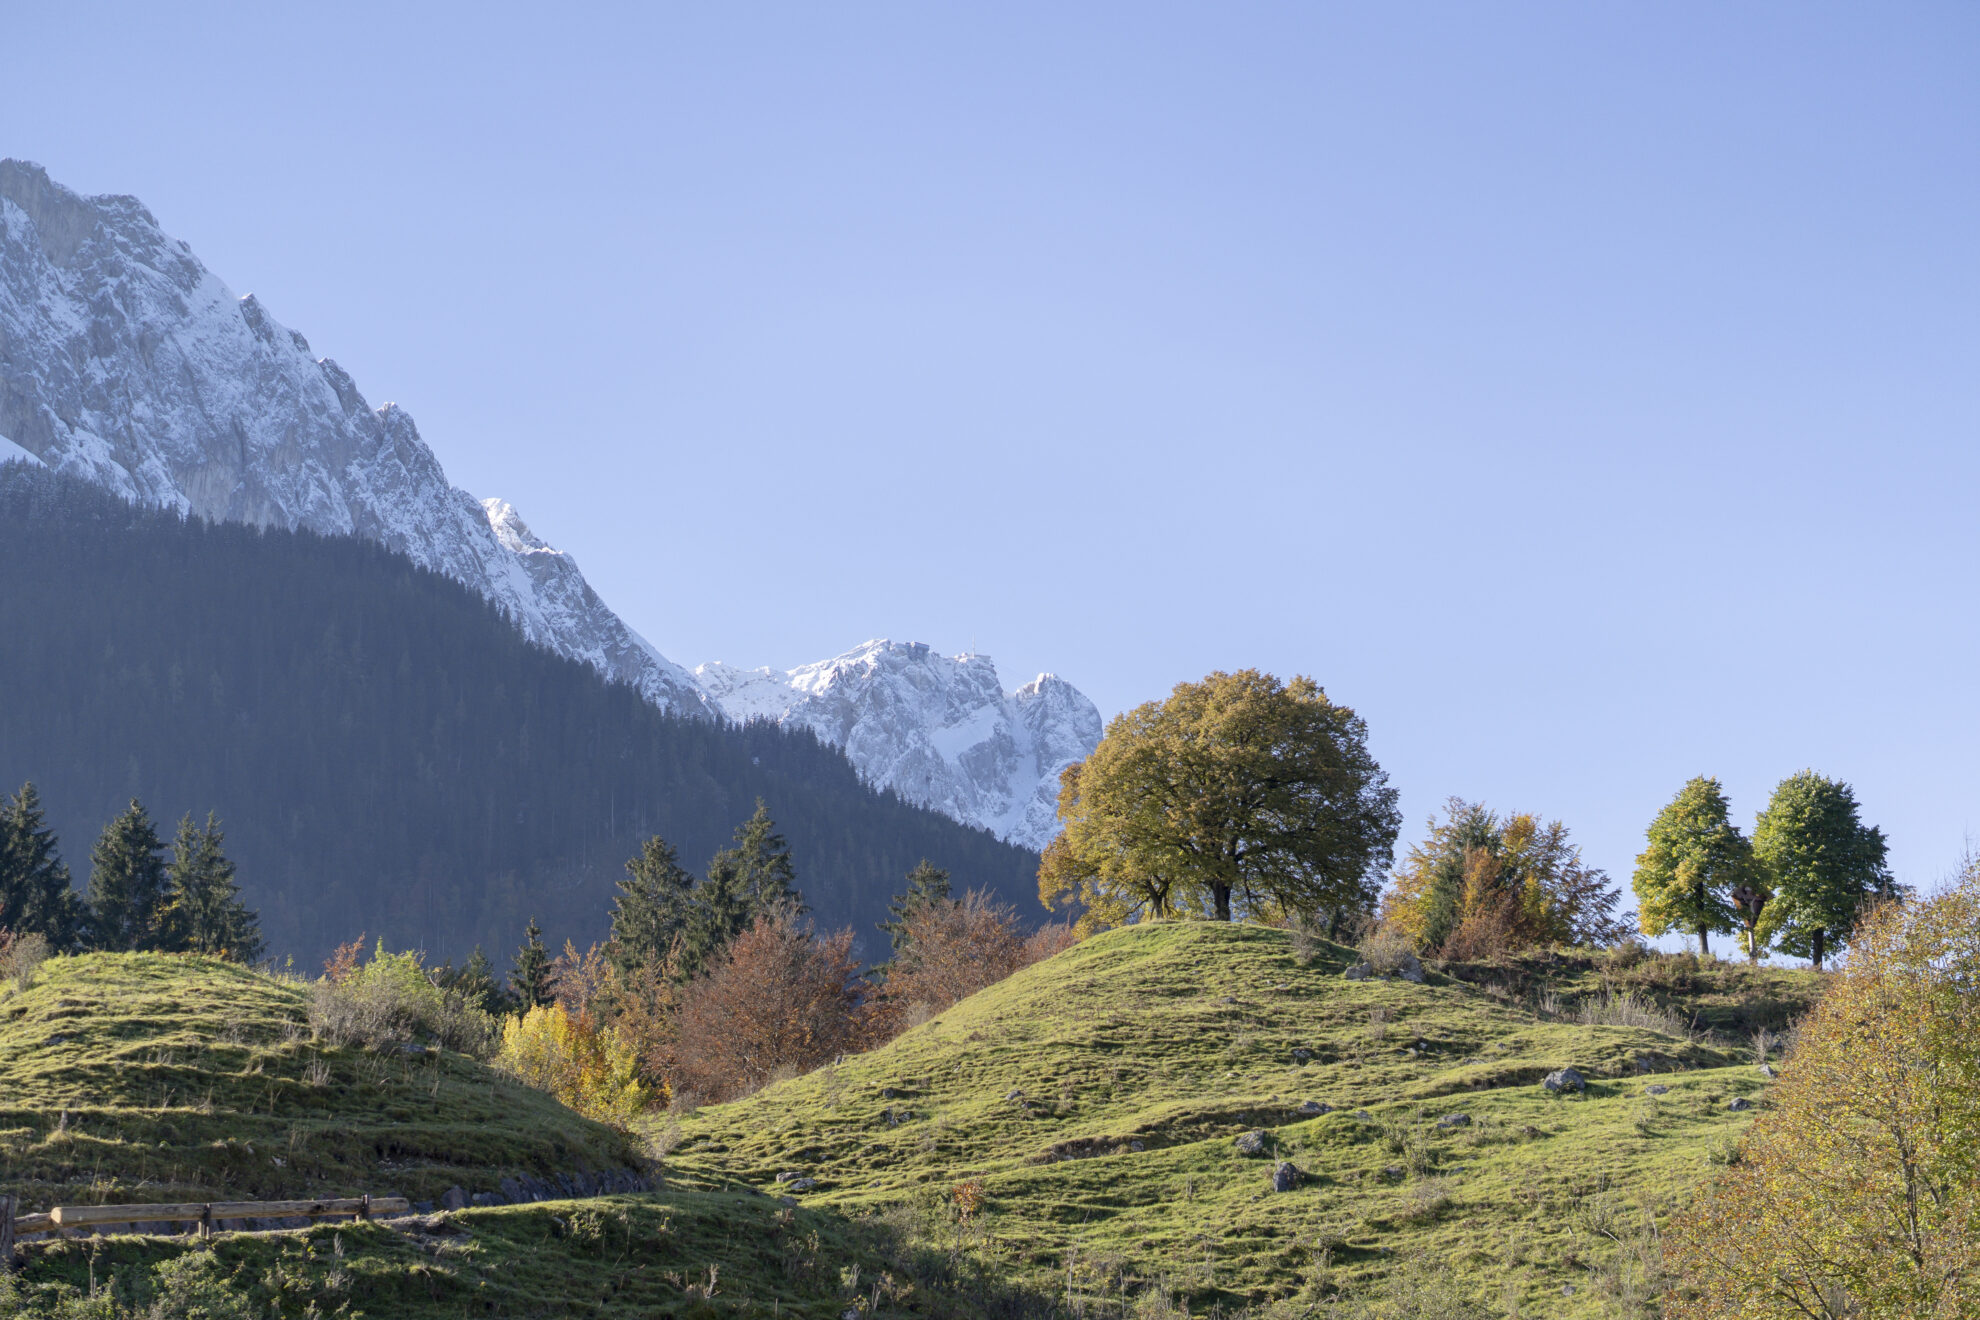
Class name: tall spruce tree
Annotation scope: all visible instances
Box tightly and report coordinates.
[0,781,84,949]
[1753,771,1897,969]
[511,918,553,1008]
[87,799,168,952]
[678,801,804,977]
[878,859,953,954]
[158,812,263,962]
[611,834,697,972]
[1632,777,1752,956]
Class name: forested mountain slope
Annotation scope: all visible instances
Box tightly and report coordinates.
[0,466,1043,963]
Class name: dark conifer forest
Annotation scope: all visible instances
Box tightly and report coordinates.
[0,465,1042,964]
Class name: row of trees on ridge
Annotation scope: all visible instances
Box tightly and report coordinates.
[0,782,262,962]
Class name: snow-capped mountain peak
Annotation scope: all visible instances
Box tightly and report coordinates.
[1,160,1104,847]
[0,158,709,717]
[693,640,1102,849]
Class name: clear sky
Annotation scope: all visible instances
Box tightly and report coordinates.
[7,3,1977,908]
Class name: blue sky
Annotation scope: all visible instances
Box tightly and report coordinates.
[7,3,1976,909]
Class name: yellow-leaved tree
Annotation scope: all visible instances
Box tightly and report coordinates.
[1664,860,1980,1317]
[496,1002,653,1130]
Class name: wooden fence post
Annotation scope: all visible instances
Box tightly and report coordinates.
[2,1191,17,1271]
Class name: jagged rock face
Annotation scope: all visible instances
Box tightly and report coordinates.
[0,159,709,717]
[0,161,1106,844]
[694,641,1103,850]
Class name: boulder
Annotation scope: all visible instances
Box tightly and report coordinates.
[1756,1064,1779,1080]
[1728,1097,1753,1111]
[1543,1067,1586,1094]
[1436,1113,1472,1129]
[1271,1161,1302,1192]
[1645,1084,1670,1096]
[440,1186,469,1211]
[1234,1130,1269,1157]
[1342,963,1372,981]
[1397,954,1426,984]
[787,1177,818,1192]
[1292,1047,1313,1061]
[1298,1100,1329,1116]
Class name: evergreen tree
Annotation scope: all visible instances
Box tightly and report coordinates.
[706,800,802,914]
[1632,777,1751,956]
[511,918,553,1008]
[87,799,168,952]
[0,781,84,949]
[158,812,263,962]
[434,945,512,1014]
[679,802,804,978]
[878,859,953,954]
[610,834,696,972]
[1753,771,1898,969]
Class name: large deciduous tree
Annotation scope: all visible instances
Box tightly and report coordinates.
[1752,770,1897,970]
[1039,670,1400,934]
[86,798,168,951]
[1632,777,1752,957]
[0,781,83,950]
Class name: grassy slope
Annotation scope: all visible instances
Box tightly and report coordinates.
[0,953,637,1209]
[666,922,1811,1316]
[3,955,1018,1319]
[1,935,1821,1318]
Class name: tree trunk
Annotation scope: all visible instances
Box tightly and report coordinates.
[1812,927,1826,971]
[1212,883,1232,922]
[1697,928,1710,957]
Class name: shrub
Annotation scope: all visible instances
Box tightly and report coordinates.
[496,1002,652,1129]
[670,904,868,1103]
[307,940,496,1057]
[1357,925,1417,975]
[0,927,51,993]
[1576,989,1693,1039]
[1664,864,1980,1316]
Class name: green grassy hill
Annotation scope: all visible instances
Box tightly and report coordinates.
[0,952,639,1210]
[2,933,1822,1317]
[665,922,1816,1316]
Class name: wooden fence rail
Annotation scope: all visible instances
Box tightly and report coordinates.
[3,1195,409,1261]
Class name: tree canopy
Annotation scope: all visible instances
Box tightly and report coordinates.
[1040,670,1400,934]
[158,812,263,962]
[86,799,169,952]
[1753,770,1896,968]
[1383,798,1632,956]
[1632,777,1754,956]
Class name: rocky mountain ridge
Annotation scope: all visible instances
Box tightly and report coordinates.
[694,641,1102,850]
[0,160,1101,846]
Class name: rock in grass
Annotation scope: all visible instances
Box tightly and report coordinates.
[1437,1112,1472,1129]
[1272,1161,1302,1192]
[1234,1130,1269,1156]
[1756,1063,1779,1079]
[1292,1047,1313,1061]
[1645,1084,1670,1096]
[787,1176,819,1191]
[1398,953,1426,984]
[441,1186,468,1211]
[1298,1100,1329,1116]
[1727,1097,1753,1111]
[1544,1067,1586,1094]
[1342,963,1372,981]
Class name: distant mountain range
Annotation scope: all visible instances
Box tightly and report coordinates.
[0,160,1100,848]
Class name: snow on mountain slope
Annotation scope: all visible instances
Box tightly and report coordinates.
[0,161,1105,847]
[695,641,1103,850]
[0,159,709,717]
